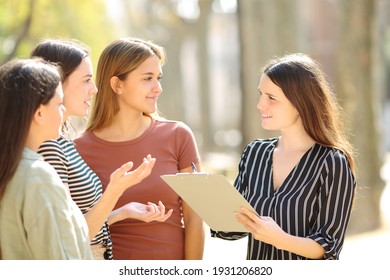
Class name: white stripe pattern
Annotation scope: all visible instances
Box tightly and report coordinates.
[38,136,113,260]
[211,138,355,260]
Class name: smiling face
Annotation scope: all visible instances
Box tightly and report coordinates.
[257,74,300,132]
[62,56,97,118]
[115,55,162,115]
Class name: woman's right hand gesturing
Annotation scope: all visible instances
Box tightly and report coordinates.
[107,154,156,195]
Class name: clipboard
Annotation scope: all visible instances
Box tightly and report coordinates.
[161,173,256,232]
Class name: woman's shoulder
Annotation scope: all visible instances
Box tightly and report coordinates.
[154,118,188,127]
[18,150,64,188]
[22,161,70,211]
[39,137,62,150]
[319,145,349,165]
[6,154,68,219]
[153,118,194,133]
[38,135,73,153]
[239,137,277,158]
[246,137,278,149]
[73,130,94,145]
[312,145,354,178]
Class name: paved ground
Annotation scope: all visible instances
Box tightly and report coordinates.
[204,225,390,260]
[341,157,390,261]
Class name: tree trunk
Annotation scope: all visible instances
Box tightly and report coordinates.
[335,0,385,234]
[196,0,213,153]
[237,0,304,149]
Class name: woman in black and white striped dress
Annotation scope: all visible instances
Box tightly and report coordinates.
[212,53,356,260]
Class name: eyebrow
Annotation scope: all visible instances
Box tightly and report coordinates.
[141,72,162,76]
[258,89,277,97]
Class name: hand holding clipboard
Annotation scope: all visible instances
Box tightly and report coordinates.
[161,172,257,232]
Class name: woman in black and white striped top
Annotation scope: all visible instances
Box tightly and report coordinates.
[32,39,172,259]
[38,136,112,257]
[212,53,356,260]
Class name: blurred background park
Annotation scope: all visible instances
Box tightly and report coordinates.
[1,0,389,260]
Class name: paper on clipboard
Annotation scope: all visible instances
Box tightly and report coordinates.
[160,173,256,232]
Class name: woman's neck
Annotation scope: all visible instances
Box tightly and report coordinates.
[278,125,315,152]
[94,113,152,142]
[277,133,315,152]
[275,117,315,152]
[25,135,42,152]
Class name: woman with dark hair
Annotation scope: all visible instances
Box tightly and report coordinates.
[212,53,356,260]
[0,58,92,259]
[31,39,172,260]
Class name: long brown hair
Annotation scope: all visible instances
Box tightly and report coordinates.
[0,58,61,199]
[86,37,166,132]
[263,53,355,173]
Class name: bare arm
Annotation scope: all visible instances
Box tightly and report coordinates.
[83,155,156,240]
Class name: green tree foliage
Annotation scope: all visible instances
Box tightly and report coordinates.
[0,0,114,66]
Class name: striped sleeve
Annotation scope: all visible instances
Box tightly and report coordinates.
[308,150,356,259]
[38,139,68,185]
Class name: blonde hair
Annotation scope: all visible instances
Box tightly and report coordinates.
[86,38,166,132]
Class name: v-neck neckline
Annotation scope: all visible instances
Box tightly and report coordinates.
[270,139,317,193]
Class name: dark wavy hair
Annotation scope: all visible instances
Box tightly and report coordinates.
[30,38,90,134]
[0,58,61,198]
[30,38,90,82]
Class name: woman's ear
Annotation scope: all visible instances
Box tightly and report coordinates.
[33,105,44,125]
[110,76,122,95]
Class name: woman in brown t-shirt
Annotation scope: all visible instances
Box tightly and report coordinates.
[74,37,205,260]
